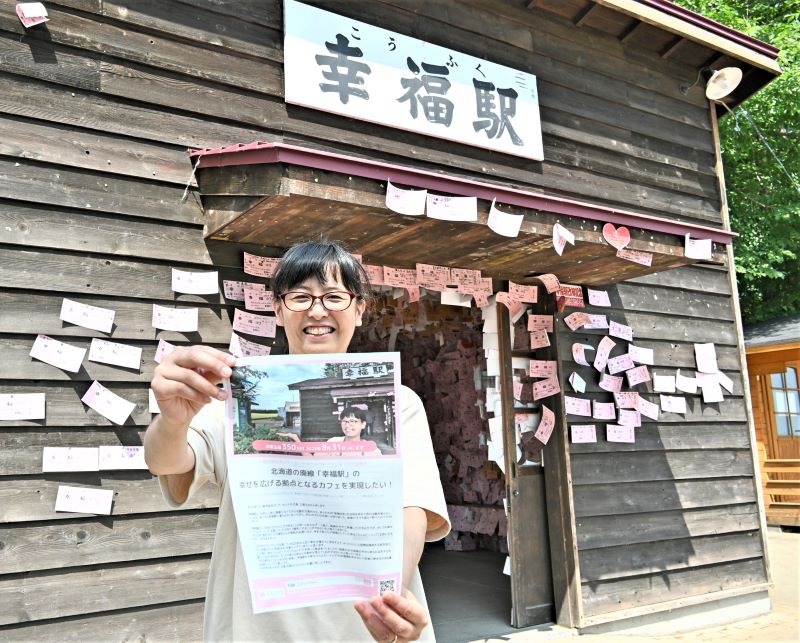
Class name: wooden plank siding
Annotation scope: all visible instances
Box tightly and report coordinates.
[0,0,766,637]
[561,269,766,620]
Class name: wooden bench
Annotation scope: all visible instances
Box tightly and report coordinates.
[758,444,800,527]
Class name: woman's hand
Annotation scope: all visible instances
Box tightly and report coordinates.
[151,345,236,429]
[354,589,429,642]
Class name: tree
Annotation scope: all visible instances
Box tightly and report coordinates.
[675,0,800,323]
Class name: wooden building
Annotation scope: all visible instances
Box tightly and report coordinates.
[744,316,800,526]
[0,0,782,639]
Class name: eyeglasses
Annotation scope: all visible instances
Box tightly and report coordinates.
[341,418,363,424]
[279,290,357,312]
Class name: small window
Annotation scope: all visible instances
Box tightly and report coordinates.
[771,367,800,437]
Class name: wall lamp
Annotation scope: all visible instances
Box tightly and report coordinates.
[680,66,743,100]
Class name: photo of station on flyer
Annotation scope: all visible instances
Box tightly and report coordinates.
[228,353,400,458]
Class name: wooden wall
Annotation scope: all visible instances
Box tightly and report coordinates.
[0,0,764,637]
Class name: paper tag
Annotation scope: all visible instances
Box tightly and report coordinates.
[152,304,198,332]
[606,424,635,443]
[660,394,687,414]
[154,338,176,364]
[565,396,591,417]
[386,180,426,215]
[0,392,46,420]
[243,252,280,278]
[233,309,277,338]
[592,401,616,420]
[30,335,86,373]
[244,287,275,312]
[533,377,560,400]
[599,372,623,393]
[570,424,597,443]
[534,406,555,445]
[527,315,553,333]
[568,372,586,393]
[223,279,265,301]
[60,298,115,333]
[426,194,477,222]
[81,381,137,425]
[42,447,99,472]
[99,445,148,470]
[88,339,142,370]
[16,2,49,28]
[626,364,651,387]
[607,353,635,375]
[593,336,616,372]
[171,268,219,295]
[587,289,611,307]
[685,234,712,260]
[55,485,113,515]
[487,199,523,238]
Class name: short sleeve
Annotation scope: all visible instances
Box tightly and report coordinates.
[400,386,451,541]
[157,400,226,507]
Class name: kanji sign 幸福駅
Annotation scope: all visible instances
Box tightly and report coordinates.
[283,0,544,161]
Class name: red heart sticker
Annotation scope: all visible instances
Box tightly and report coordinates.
[603,223,631,250]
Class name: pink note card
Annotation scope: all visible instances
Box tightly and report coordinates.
[564,396,591,417]
[593,336,616,372]
[529,360,557,379]
[534,273,561,294]
[529,329,550,350]
[42,447,99,473]
[626,365,651,387]
[364,264,385,285]
[382,267,417,288]
[30,335,86,373]
[232,309,277,338]
[607,353,635,375]
[599,373,623,393]
[564,312,589,331]
[609,321,633,342]
[244,287,274,312]
[243,252,280,278]
[616,248,653,266]
[416,263,451,291]
[223,279,265,301]
[534,406,555,445]
[570,424,597,444]
[509,282,538,303]
[660,394,687,414]
[528,315,553,333]
[533,377,560,400]
[593,401,616,420]
[606,424,635,443]
[572,343,594,367]
[617,409,641,427]
[637,396,660,420]
[613,392,640,409]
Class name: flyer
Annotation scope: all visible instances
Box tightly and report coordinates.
[225,352,403,614]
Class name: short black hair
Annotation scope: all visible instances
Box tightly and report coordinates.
[272,240,372,302]
[339,406,368,422]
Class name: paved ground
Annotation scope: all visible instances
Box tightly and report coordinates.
[470,527,798,643]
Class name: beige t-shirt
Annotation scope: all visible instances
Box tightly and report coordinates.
[160,385,450,642]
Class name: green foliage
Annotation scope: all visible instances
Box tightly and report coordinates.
[675,1,800,322]
[233,419,283,455]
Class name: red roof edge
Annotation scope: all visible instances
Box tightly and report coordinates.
[641,0,780,59]
[189,141,736,244]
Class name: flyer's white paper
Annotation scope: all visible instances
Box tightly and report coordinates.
[694,343,720,374]
[226,353,403,613]
[685,234,712,260]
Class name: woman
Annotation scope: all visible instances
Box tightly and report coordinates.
[144,241,449,642]
[277,406,384,457]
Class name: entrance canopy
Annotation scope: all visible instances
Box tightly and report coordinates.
[191,141,732,286]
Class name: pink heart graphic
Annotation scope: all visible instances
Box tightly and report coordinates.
[603,223,631,250]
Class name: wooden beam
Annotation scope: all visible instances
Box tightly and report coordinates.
[660,35,686,59]
[574,3,600,27]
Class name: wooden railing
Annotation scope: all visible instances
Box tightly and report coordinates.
[758,443,800,527]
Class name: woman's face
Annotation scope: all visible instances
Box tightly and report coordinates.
[274,269,366,355]
[340,415,366,439]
